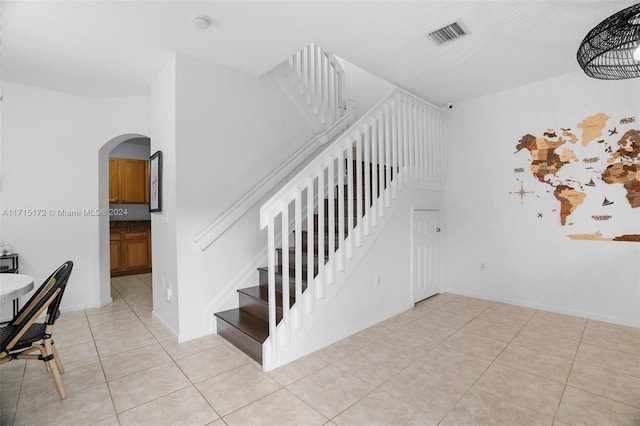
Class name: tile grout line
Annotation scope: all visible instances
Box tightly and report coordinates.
[552,318,588,423]
[6,353,27,426]
[101,279,194,422]
[329,298,494,424]
[115,274,290,424]
[437,304,540,424]
[111,276,227,424]
[83,300,121,425]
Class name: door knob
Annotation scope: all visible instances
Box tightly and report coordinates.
[436,227,441,232]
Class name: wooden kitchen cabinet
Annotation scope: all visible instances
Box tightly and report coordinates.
[110,230,151,276]
[110,232,122,272]
[123,230,151,271]
[109,159,119,203]
[109,158,149,204]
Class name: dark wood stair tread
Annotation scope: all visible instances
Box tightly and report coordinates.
[257,266,310,287]
[257,265,309,279]
[238,285,294,307]
[277,246,329,260]
[214,308,269,343]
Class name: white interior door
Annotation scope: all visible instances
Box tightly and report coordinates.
[412,209,440,303]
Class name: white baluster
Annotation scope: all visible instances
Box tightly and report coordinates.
[337,148,345,270]
[384,107,391,208]
[355,132,363,247]
[296,51,302,85]
[301,47,308,95]
[402,96,409,182]
[306,46,312,91]
[440,112,446,181]
[412,101,418,178]
[417,105,425,179]
[346,140,354,259]
[294,192,302,329]
[363,123,371,236]
[424,107,430,180]
[377,114,385,215]
[281,203,290,344]
[429,110,436,180]
[327,157,335,282]
[394,96,403,192]
[306,179,314,313]
[329,66,336,124]
[267,215,277,359]
[316,167,325,298]
[314,45,320,100]
[341,70,345,117]
[371,117,380,223]
[391,99,398,198]
[320,52,329,122]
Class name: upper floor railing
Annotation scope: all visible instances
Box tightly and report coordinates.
[284,44,346,127]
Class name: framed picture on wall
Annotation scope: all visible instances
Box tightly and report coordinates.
[149,150,162,212]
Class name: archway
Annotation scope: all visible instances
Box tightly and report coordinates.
[97,133,150,306]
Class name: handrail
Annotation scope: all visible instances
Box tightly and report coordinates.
[194,110,353,251]
[260,87,445,366]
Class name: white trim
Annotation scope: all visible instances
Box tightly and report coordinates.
[444,287,640,329]
[152,310,180,340]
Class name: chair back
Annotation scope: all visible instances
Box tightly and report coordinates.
[8,261,72,327]
[43,261,73,326]
[1,261,73,353]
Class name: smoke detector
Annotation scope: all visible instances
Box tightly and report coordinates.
[193,15,211,30]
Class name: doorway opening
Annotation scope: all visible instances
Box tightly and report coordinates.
[97,133,151,308]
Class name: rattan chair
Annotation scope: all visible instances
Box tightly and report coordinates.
[0,261,73,399]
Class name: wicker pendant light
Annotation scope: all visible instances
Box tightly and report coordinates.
[577,3,640,80]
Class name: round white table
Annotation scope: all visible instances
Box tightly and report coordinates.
[0,274,34,317]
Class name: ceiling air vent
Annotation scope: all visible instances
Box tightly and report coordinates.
[427,20,469,46]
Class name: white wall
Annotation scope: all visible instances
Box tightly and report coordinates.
[443,71,640,327]
[0,81,149,319]
[149,55,180,335]
[109,138,151,221]
[152,53,316,340]
[339,58,396,122]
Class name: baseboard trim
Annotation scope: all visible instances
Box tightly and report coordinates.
[445,287,640,328]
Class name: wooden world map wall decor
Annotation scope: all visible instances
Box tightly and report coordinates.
[513,113,639,242]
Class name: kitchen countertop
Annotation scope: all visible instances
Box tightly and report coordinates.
[110,220,151,232]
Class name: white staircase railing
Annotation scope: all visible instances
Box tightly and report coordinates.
[278,44,346,129]
[259,88,445,368]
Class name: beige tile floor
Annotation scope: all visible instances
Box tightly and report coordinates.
[1,273,639,425]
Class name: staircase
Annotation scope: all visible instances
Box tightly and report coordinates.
[212,45,444,370]
[214,150,388,364]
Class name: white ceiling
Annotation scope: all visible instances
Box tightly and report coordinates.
[2,1,636,106]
